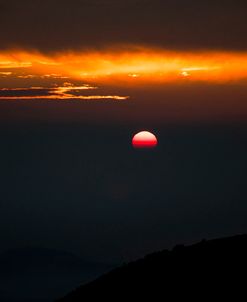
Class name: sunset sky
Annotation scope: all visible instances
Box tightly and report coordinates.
[1,0,247,123]
[1,0,247,269]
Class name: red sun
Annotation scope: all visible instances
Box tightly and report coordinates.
[132,131,158,148]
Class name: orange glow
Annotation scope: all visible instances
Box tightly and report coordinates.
[1,48,247,84]
[132,131,158,148]
[0,72,12,76]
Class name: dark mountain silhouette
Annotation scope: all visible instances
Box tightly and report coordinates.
[59,234,247,301]
[0,247,113,302]
[0,247,108,274]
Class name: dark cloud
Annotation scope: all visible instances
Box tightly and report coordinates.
[0,0,247,52]
[0,85,129,100]
[0,87,52,97]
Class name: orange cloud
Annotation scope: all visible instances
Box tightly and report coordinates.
[1,47,247,84]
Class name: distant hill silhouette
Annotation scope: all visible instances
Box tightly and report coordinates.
[0,247,107,275]
[0,247,113,301]
[59,234,247,301]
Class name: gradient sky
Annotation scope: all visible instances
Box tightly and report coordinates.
[1,0,247,263]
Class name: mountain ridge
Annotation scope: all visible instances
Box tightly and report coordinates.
[58,234,247,301]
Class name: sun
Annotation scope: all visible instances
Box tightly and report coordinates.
[132,131,158,148]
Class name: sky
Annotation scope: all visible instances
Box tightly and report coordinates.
[1,0,247,51]
[1,0,247,263]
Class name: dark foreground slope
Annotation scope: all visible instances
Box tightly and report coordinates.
[59,234,247,301]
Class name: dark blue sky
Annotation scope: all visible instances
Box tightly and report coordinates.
[1,103,247,262]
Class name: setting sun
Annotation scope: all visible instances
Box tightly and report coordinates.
[132,131,158,148]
